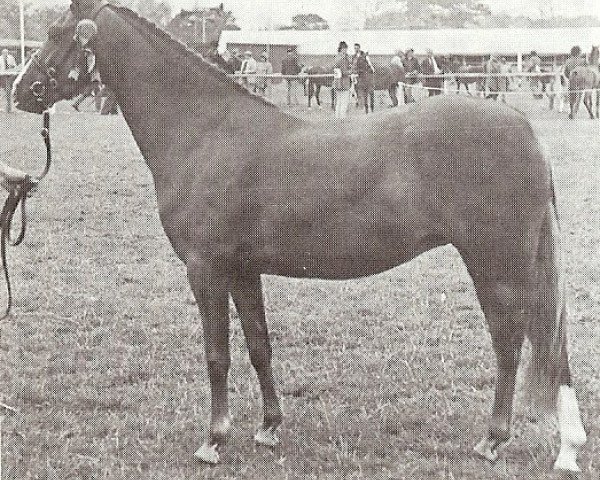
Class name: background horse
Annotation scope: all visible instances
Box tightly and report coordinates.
[454,63,486,95]
[14,0,587,472]
[569,45,600,119]
[353,63,406,109]
[301,65,334,109]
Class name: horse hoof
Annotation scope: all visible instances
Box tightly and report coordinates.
[254,426,279,447]
[554,451,582,473]
[473,437,511,462]
[194,442,220,464]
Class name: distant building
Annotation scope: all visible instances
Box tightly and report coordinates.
[219,27,600,71]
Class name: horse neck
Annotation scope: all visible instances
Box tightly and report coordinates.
[93,7,297,180]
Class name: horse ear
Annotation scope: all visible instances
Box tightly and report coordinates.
[75,19,98,46]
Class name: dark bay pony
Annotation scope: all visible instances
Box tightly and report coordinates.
[569,46,600,119]
[302,63,405,110]
[300,65,334,109]
[14,0,587,472]
[454,63,486,95]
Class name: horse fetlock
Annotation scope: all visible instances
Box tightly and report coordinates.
[211,414,233,443]
[473,436,511,462]
[194,442,221,464]
[255,425,280,447]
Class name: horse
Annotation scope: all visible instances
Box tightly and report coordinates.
[568,46,600,119]
[454,63,486,96]
[14,0,587,472]
[353,63,406,110]
[300,65,334,109]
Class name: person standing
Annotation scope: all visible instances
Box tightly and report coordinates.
[281,47,301,106]
[240,50,257,90]
[563,45,586,79]
[333,41,352,119]
[389,50,405,106]
[0,49,17,113]
[355,49,375,113]
[527,50,543,99]
[421,49,442,97]
[484,53,503,101]
[403,49,420,103]
[255,52,273,96]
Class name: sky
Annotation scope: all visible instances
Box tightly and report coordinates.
[32,0,600,29]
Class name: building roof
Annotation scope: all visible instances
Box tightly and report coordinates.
[219,27,600,56]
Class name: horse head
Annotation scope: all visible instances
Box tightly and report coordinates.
[14,0,106,113]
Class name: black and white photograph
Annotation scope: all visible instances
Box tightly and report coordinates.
[0,0,598,478]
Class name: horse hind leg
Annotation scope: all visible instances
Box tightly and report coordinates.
[230,274,282,448]
[459,205,586,470]
[583,92,595,119]
[465,269,526,462]
[533,206,586,471]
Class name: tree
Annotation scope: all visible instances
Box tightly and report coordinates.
[135,0,172,27]
[365,0,492,29]
[166,4,240,48]
[279,13,329,30]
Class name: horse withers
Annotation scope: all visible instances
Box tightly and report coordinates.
[13,0,588,472]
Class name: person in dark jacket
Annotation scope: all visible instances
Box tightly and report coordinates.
[403,49,420,103]
[421,49,443,97]
[281,48,302,106]
[355,49,375,113]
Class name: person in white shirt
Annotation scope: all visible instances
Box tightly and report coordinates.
[0,49,17,112]
[239,50,257,89]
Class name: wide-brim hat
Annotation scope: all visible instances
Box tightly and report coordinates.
[244,50,253,56]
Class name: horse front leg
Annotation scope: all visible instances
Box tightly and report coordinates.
[189,267,232,464]
[583,92,595,119]
[230,274,282,448]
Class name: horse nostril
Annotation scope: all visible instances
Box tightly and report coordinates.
[30,81,46,97]
[49,78,58,89]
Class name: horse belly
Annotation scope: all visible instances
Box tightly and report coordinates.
[253,204,442,280]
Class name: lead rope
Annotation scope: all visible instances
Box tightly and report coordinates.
[0,111,52,318]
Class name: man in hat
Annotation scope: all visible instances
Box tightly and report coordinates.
[0,49,17,113]
[281,47,301,105]
[255,51,273,96]
[240,50,257,89]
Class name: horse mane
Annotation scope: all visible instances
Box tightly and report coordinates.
[110,4,281,109]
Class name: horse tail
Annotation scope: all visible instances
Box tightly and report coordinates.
[526,172,566,411]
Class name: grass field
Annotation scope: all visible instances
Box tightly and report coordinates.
[0,89,598,479]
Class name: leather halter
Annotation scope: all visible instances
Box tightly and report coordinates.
[29,1,110,109]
